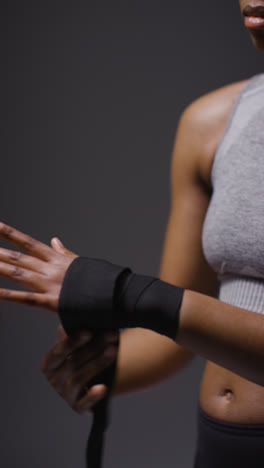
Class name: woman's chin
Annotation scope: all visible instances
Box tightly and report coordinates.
[249,30,264,53]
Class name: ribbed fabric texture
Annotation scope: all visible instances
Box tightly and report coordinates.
[202,73,264,285]
[202,73,264,315]
[219,277,264,314]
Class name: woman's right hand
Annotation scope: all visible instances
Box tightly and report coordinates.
[41,326,119,415]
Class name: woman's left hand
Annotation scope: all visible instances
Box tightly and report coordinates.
[0,222,78,313]
[41,326,119,414]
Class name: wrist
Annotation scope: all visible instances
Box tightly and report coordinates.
[59,257,184,341]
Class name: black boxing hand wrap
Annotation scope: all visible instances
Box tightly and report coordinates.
[58,257,128,335]
[58,256,184,468]
[58,256,184,341]
[115,272,184,340]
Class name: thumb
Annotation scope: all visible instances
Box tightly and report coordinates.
[51,237,73,255]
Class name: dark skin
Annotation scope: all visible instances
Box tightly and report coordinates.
[1,1,264,417]
[41,1,264,418]
[42,327,119,412]
[0,225,119,408]
[239,0,264,52]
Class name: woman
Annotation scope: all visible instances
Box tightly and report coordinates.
[1,1,264,467]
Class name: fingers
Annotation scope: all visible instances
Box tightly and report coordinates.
[0,288,50,308]
[67,334,118,371]
[0,248,43,272]
[0,224,78,314]
[42,330,94,372]
[0,261,46,291]
[53,345,117,407]
[50,238,73,256]
[0,247,44,273]
[42,331,119,413]
[73,384,108,415]
[0,222,53,261]
[42,331,118,373]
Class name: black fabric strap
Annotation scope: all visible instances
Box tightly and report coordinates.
[116,274,183,340]
[58,256,184,467]
[59,257,126,468]
[59,257,130,333]
[86,358,118,468]
[59,257,184,340]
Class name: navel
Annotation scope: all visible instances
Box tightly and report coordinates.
[220,388,234,402]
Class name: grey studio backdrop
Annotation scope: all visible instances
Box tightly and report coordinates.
[3,1,263,467]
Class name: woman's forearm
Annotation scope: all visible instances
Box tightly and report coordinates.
[58,257,264,388]
[113,289,264,396]
[177,289,264,387]
[112,327,194,396]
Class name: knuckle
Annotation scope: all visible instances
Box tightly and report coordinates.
[22,239,35,251]
[12,266,24,277]
[2,225,13,238]
[9,251,22,262]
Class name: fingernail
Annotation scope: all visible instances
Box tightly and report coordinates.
[92,384,106,393]
[54,237,63,247]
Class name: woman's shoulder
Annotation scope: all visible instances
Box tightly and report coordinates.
[181,78,250,144]
[176,78,250,188]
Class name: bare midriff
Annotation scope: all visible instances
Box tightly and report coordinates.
[199,361,264,424]
[198,78,264,426]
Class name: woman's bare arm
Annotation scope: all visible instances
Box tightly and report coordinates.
[177,290,264,387]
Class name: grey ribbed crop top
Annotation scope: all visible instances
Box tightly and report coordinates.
[202,73,264,314]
